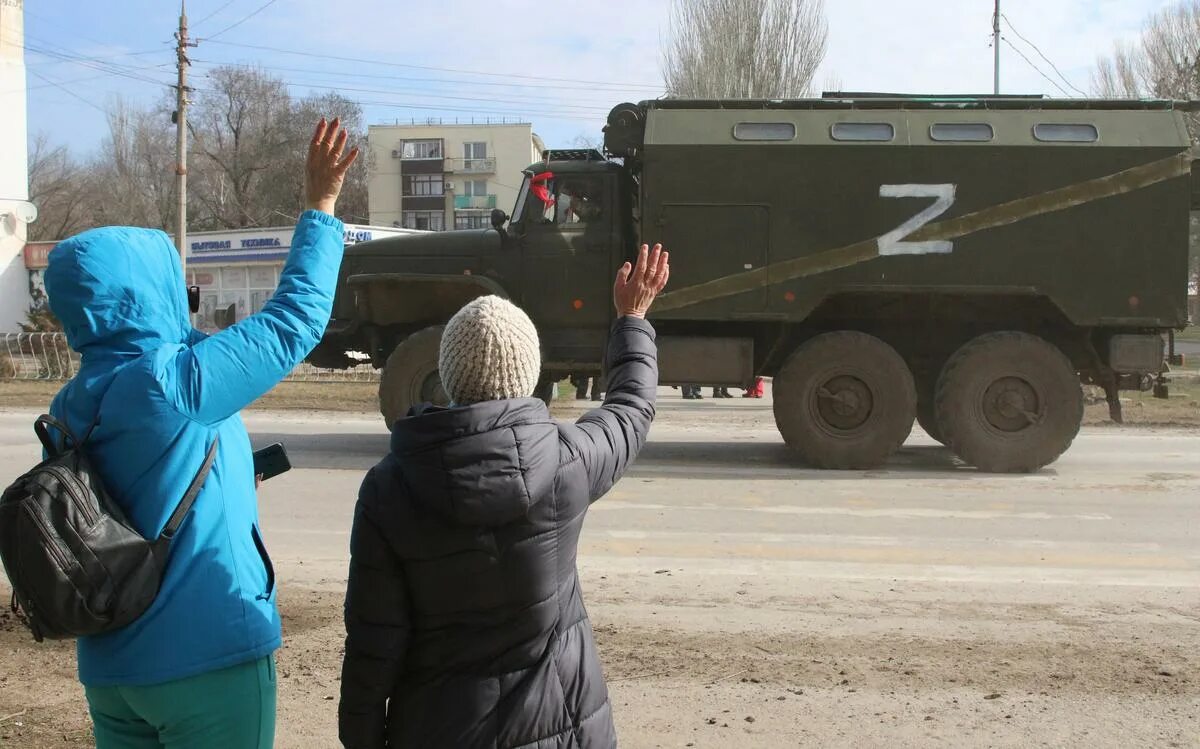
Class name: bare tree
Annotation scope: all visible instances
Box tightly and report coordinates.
[188,66,295,229]
[662,0,828,98]
[291,91,370,224]
[1093,1,1200,298]
[30,67,370,237]
[26,134,94,241]
[1092,2,1200,108]
[186,66,369,228]
[88,99,178,231]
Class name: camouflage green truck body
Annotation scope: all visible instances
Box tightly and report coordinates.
[310,95,1195,470]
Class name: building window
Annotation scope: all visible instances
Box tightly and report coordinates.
[464,141,487,159]
[189,264,279,330]
[455,211,490,229]
[403,174,444,196]
[463,179,488,197]
[733,122,796,141]
[1033,123,1098,143]
[831,122,895,142]
[403,211,445,231]
[401,139,443,159]
[930,123,994,142]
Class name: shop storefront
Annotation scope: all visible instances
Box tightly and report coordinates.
[24,224,417,331]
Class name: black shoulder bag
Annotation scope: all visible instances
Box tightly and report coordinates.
[0,415,217,642]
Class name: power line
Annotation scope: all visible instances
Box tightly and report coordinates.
[194,0,241,28]
[27,69,108,114]
[26,44,174,88]
[203,39,665,90]
[26,47,169,66]
[192,64,616,113]
[185,83,599,123]
[1000,37,1071,97]
[19,65,175,94]
[190,57,659,94]
[1001,13,1087,97]
[202,0,280,42]
[16,31,176,88]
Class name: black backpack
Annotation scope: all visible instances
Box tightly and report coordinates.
[0,415,217,642]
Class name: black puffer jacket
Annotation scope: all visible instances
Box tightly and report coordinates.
[339,317,657,748]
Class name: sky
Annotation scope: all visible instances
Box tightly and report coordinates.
[15,0,1166,156]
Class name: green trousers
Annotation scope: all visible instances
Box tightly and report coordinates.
[84,655,276,749]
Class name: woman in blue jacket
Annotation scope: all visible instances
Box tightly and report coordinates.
[43,118,357,748]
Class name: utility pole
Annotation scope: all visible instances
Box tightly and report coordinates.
[173,1,196,280]
[993,0,1001,95]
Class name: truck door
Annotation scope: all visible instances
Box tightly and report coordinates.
[519,172,616,366]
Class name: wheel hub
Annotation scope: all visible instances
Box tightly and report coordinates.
[421,371,449,406]
[982,376,1040,432]
[815,375,874,430]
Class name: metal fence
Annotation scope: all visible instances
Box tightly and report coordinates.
[1,333,80,380]
[1,333,379,383]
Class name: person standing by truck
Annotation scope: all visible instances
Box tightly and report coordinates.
[42,118,357,748]
[338,245,669,748]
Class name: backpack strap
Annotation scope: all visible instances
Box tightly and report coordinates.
[157,436,220,546]
[33,415,80,458]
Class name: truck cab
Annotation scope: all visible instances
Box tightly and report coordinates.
[307,149,631,426]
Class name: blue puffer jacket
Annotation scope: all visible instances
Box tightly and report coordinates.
[44,210,344,687]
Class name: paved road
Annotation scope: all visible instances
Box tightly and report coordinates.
[0,397,1197,747]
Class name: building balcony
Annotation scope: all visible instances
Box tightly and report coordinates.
[444,157,496,174]
[454,194,497,210]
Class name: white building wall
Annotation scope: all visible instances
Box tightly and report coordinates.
[0,0,30,332]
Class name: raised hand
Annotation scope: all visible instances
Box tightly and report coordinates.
[305,117,359,216]
[613,244,670,319]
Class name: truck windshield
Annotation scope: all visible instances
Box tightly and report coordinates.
[511,176,531,223]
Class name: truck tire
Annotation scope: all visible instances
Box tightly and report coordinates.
[773,332,916,469]
[379,326,447,428]
[935,332,1082,473]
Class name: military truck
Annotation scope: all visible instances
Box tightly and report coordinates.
[307,95,1194,472]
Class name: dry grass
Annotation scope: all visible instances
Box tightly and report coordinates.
[1082,374,1200,428]
[0,380,381,415]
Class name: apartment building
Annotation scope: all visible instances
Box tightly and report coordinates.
[368,121,544,231]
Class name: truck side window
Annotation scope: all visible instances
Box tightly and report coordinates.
[831,122,895,142]
[930,123,994,142]
[1033,123,1099,143]
[554,179,604,227]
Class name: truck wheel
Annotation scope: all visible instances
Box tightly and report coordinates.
[914,370,945,444]
[379,326,447,427]
[935,332,1082,473]
[773,332,916,469]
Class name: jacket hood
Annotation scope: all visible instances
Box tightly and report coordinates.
[45,227,191,356]
[388,398,560,526]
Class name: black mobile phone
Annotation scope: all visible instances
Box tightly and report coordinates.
[252,443,291,481]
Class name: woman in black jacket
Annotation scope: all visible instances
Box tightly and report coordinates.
[339,245,670,748]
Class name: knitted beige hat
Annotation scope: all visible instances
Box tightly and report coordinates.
[439,296,542,405]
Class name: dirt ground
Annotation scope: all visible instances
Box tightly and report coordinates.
[1,378,1198,747]
[2,581,1197,748]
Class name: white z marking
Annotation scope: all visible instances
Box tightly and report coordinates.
[877,184,957,256]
